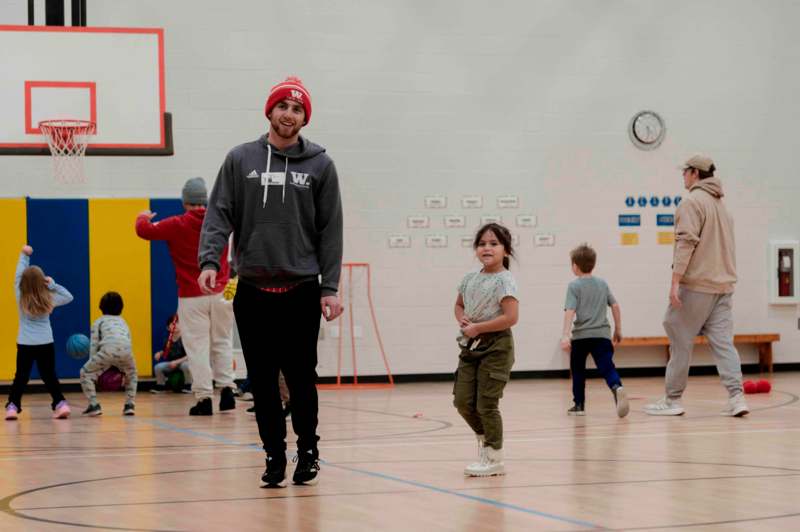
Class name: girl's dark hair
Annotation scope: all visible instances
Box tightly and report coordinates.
[99,291,124,316]
[697,163,716,179]
[473,223,515,269]
[165,314,178,328]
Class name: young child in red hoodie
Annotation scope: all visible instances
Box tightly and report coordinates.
[135,177,236,416]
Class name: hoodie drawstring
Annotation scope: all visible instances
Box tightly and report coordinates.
[262,143,290,207]
[262,144,271,207]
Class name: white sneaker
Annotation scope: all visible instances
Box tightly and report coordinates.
[721,393,749,417]
[463,434,486,475]
[613,386,629,418]
[465,447,505,477]
[644,396,685,416]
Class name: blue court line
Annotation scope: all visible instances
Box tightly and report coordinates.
[144,419,600,529]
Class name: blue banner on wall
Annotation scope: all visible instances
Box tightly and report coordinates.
[619,214,641,227]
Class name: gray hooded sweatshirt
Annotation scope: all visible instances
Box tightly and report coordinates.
[199,134,343,296]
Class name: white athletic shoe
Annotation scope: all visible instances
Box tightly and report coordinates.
[643,396,685,416]
[613,386,630,418]
[721,393,749,417]
[465,447,505,477]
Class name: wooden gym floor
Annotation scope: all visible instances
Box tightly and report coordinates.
[0,374,798,531]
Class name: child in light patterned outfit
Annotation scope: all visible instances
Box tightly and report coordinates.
[80,292,138,416]
[453,223,519,478]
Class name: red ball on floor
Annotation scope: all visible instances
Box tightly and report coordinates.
[743,380,757,394]
[756,379,772,393]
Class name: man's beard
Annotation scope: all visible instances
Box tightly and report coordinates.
[271,117,303,140]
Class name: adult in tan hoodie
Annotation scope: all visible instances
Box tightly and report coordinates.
[644,156,748,418]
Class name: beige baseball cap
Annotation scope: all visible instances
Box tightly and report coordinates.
[681,155,714,172]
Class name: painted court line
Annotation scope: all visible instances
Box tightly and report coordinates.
[144,419,600,529]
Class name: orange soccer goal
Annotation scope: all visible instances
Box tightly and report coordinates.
[318,262,394,390]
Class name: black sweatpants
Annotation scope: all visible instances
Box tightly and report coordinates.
[7,343,66,411]
[233,280,322,458]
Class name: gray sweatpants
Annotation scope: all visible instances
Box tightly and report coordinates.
[80,344,138,405]
[663,287,743,399]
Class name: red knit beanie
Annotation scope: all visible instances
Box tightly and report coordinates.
[264,76,312,124]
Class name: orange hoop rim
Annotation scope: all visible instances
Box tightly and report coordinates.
[38,119,96,133]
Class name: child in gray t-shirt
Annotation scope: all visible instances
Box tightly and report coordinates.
[453,223,519,478]
[560,244,628,418]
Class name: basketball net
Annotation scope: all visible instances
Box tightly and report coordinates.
[39,119,95,184]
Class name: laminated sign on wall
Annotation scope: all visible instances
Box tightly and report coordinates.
[621,233,639,246]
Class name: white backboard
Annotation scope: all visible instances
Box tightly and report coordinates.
[0,25,166,153]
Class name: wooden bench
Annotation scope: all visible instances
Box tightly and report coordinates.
[619,334,780,373]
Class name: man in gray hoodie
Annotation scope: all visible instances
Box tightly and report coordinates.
[198,76,343,488]
[645,155,748,417]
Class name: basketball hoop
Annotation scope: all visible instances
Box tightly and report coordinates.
[39,119,96,184]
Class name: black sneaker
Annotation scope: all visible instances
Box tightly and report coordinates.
[246,405,256,415]
[260,454,287,488]
[292,450,320,486]
[150,384,167,394]
[189,397,212,416]
[567,403,585,416]
[219,387,236,412]
[82,403,102,417]
[283,401,291,419]
[123,403,135,416]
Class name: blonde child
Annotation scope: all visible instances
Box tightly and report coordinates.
[80,292,138,416]
[5,245,73,420]
[453,223,519,477]
[560,244,628,417]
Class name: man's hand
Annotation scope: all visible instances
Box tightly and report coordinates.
[154,350,163,361]
[320,295,343,321]
[138,210,157,220]
[198,269,217,294]
[669,284,682,308]
[22,245,33,256]
[560,336,571,352]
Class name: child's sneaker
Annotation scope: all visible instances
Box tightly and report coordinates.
[219,387,236,412]
[463,434,487,475]
[5,403,19,420]
[292,450,321,486]
[123,403,135,416]
[52,400,71,419]
[613,386,629,418]
[180,384,192,394]
[260,454,288,488]
[567,403,585,416]
[644,396,684,416]
[283,401,291,419]
[246,405,256,416]
[721,393,749,417]
[465,447,505,477]
[150,384,167,394]
[189,397,212,416]
[82,403,102,417]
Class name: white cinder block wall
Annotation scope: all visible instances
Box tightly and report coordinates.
[2,1,798,375]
